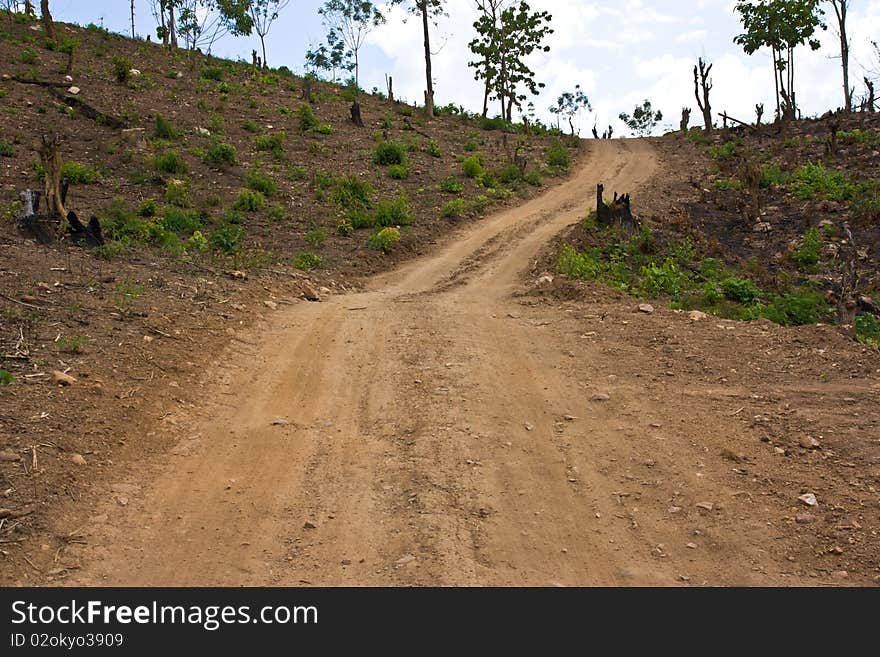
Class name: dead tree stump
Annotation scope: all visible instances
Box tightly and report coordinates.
[680,108,691,132]
[596,184,638,231]
[38,134,66,222]
[350,101,364,128]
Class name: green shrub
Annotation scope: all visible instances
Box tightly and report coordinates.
[155,151,188,175]
[0,369,13,386]
[243,120,261,133]
[374,141,406,166]
[201,67,224,82]
[462,155,483,178]
[293,251,321,270]
[709,141,737,161]
[792,228,822,267]
[852,180,880,223]
[427,140,441,157]
[388,164,409,180]
[297,103,320,132]
[480,116,508,131]
[138,198,158,217]
[349,209,375,230]
[545,140,570,168]
[712,178,744,191]
[761,291,831,326]
[442,198,465,218]
[0,141,16,158]
[855,313,880,346]
[112,56,132,83]
[305,226,327,246]
[721,277,762,304]
[440,176,463,193]
[558,244,601,280]
[369,227,401,253]
[498,164,522,185]
[162,207,203,233]
[164,179,191,207]
[638,259,690,299]
[20,48,38,65]
[255,132,286,158]
[61,161,100,184]
[234,189,266,212]
[210,224,244,253]
[838,130,880,147]
[759,163,790,188]
[331,175,373,211]
[463,140,479,152]
[204,141,237,167]
[154,114,181,140]
[246,170,277,197]
[523,170,542,186]
[374,195,412,227]
[479,171,499,189]
[791,162,854,202]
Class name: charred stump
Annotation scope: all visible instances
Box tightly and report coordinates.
[39,133,66,221]
[301,77,313,104]
[17,190,53,244]
[350,101,364,128]
[66,211,105,247]
[680,108,691,133]
[596,184,638,231]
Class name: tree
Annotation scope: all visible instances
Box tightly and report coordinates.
[826,1,851,111]
[619,100,663,137]
[469,1,553,123]
[305,30,348,82]
[151,0,179,47]
[694,57,713,132]
[734,0,826,121]
[131,0,136,38]
[176,1,253,54]
[246,0,290,69]
[549,85,591,136]
[316,0,384,95]
[40,0,53,40]
[471,0,512,118]
[390,1,446,118]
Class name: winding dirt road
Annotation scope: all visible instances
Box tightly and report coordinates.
[65,141,823,587]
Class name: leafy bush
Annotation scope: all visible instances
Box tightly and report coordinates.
[369,227,401,253]
[712,178,744,191]
[388,164,409,180]
[792,228,822,267]
[0,141,16,158]
[374,194,412,227]
[246,170,277,197]
[154,114,181,140]
[0,370,13,386]
[791,163,854,202]
[201,67,224,82]
[204,141,237,167]
[638,259,690,299]
[112,56,132,83]
[523,170,542,186]
[721,277,762,304]
[331,175,373,211]
[297,103,320,132]
[349,209,375,230]
[305,226,326,246]
[210,224,245,253]
[442,198,465,218]
[558,244,601,280]
[427,140,441,157]
[838,130,879,147]
[545,140,570,169]
[164,179,191,207]
[374,141,406,166]
[761,290,831,326]
[293,252,321,270]
[162,207,203,233]
[440,176,463,193]
[480,116,508,131]
[61,161,101,184]
[759,163,790,188]
[851,180,880,223]
[20,48,38,65]
[855,313,880,346]
[462,155,483,178]
[155,151,188,175]
[139,198,158,217]
[255,132,286,158]
[498,164,522,185]
[709,141,737,161]
[243,120,261,133]
[234,189,266,212]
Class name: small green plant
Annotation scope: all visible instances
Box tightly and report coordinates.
[709,141,738,161]
[855,313,880,346]
[369,227,401,253]
[154,114,181,140]
[305,226,327,246]
[61,161,101,184]
[388,164,409,180]
[112,56,132,83]
[246,170,277,196]
[558,244,602,280]
[204,141,237,167]
[201,66,224,82]
[114,281,144,308]
[721,277,762,304]
[442,198,465,218]
[210,223,245,253]
[791,162,854,202]
[545,140,570,169]
[297,103,320,132]
[440,176,463,193]
[712,178,744,191]
[331,175,374,211]
[638,259,690,299]
[0,370,13,385]
[759,163,790,188]
[164,179,191,207]
[234,189,266,212]
[56,335,89,354]
[162,207,203,233]
[462,155,483,178]
[0,141,15,158]
[374,194,412,227]
[524,170,542,186]
[138,198,158,217]
[243,120,261,133]
[427,140,441,157]
[293,251,321,270]
[188,230,209,251]
[155,151,188,175]
[255,132,286,158]
[20,48,38,65]
[497,164,522,185]
[792,228,822,267]
[374,141,406,166]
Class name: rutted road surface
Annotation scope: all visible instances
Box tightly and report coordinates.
[65,141,828,586]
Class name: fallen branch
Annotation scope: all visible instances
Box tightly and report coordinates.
[0,293,42,309]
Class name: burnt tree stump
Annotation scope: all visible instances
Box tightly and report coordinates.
[596,184,638,231]
[350,101,364,127]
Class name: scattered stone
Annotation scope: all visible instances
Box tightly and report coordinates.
[303,521,317,530]
[70,454,87,466]
[271,418,289,427]
[535,274,554,287]
[753,221,772,233]
[687,542,698,549]
[301,283,321,302]
[591,393,611,402]
[688,310,708,321]
[196,127,211,136]
[116,496,129,506]
[696,502,715,512]
[395,554,416,567]
[774,447,787,456]
[0,450,21,463]
[67,86,80,95]
[229,270,247,280]
[64,75,73,83]
[832,571,849,580]
[176,71,184,79]
[524,423,535,432]
[795,513,814,525]
[799,436,821,450]
[828,546,844,555]
[798,493,818,507]
[143,335,154,344]
[52,371,77,386]
[637,304,655,314]
[263,300,278,310]
[564,415,577,422]
[668,506,682,514]
[129,68,141,77]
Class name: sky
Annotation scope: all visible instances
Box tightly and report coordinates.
[44,0,880,135]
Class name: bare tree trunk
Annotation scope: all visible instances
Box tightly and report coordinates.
[694,58,713,132]
[260,33,267,70]
[169,2,177,48]
[39,133,66,222]
[24,0,34,17]
[831,1,851,112]
[39,0,53,40]
[130,0,136,38]
[421,4,434,119]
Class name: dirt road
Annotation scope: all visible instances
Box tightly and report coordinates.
[63,141,861,587]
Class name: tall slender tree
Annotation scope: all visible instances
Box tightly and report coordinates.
[827,0,851,112]
[131,0,136,38]
[391,0,446,118]
[40,0,53,40]
[316,0,384,95]
[471,0,512,118]
[694,57,713,132]
[246,0,290,69]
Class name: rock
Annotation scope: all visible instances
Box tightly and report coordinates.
[832,571,849,580]
[687,542,698,549]
[638,304,655,314]
[303,521,317,530]
[263,300,278,310]
[535,274,554,287]
[696,502,715,512]
[129,68,141,77]
[67,86,80,95]
[798,493,818,507]
[590,393,611,402]
[196,127,211,136]
[753,221,772,233]
[688,311,708,321]
[176,71,184,79]
[52,371,77,386]
[116,496,129,506]
[0,509,12,519]
[799,436,821,450]
[143,335,154,343]
[70,454,87,466]
[64,75,74,83]
[229,270,247,280]
[795,513,814,525]
[828,546,844,555]
[0,450,21,463]
[668,506,682,514]
[301,283,321,302]
[818,219,834,229]
[524,423,535,432]
[395,554,416,567]
[271,418,290,426]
